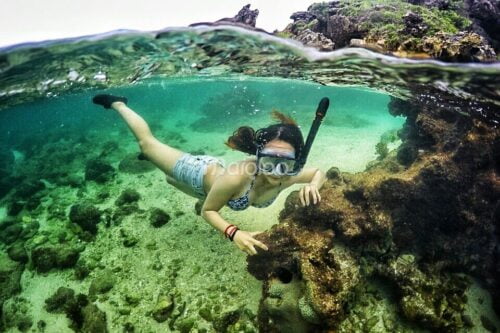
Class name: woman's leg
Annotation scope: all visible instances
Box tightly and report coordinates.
[111,101,183,176]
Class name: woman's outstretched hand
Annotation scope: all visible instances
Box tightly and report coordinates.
[233,230,268,255]
[299,183,321,206]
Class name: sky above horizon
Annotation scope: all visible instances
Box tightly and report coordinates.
[0,0,315,47]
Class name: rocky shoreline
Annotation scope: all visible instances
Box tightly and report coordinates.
[278,0,500,62]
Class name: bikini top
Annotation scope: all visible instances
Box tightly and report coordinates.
[227,173,278,211]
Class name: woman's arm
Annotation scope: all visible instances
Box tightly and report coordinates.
[201,173,268,255]
[289,167,327,206]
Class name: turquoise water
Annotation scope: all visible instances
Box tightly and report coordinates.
[0,26,499,333]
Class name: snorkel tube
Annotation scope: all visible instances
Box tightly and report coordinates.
[293,97,330,173]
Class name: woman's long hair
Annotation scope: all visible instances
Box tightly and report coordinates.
[225,110,304,157]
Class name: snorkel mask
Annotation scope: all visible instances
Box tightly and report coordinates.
[256,97,330,177]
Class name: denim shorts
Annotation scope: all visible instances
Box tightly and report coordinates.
[172,153,224,198]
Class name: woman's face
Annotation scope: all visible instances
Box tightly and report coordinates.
[260,139,295,183]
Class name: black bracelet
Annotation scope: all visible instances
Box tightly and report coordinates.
[229,228,239,241]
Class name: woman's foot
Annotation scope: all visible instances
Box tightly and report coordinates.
[92,94,128,109]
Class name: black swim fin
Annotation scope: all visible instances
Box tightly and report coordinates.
[92,94,128,109]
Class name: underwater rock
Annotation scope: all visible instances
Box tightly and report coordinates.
[31,245,80,273]
[7,241,28,263]
[152,295,174,323]
[69,203,102,235]
[2,296,33,332]
[81,302,108,333]
[149,208,171,228]
[112,203,142,225]
[118,153,156,174]
[13,180,46,200]
[44,288,107,332]
[45,287,77,313]
[0,221,23,245]
[377,254,470,330]
[84,159,116,183]
[0,252,23,315]
[89,270,116,300]
[115,188,141,206]
[248,86,500,331]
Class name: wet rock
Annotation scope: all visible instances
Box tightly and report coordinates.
[118,153,156,174]
[69,203,101,235]
[31,245,80,273]
[149,208,171,228]
[293,29,335,51]
[84,159,115,183]
[115,189,141,206]
[152,295,174,323]
[422,31,497,62]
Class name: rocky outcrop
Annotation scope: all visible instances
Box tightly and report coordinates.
[279,1,498,61]
[218,4,259,27]
[247,86,499,331]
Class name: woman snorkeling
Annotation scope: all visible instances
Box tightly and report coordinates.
[92,94,328,256]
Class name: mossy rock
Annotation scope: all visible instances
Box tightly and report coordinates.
[149,208,171,228]
[45,287,77,313]
[80,303,108,333]
[0,252,23,306]
[118,153,156,174]
[115,189,141,206]
[152,295,174,323]
[89,270,116,300]
[7,241,28,263]
[84,159,116,183]
[31,245,80,273]
[69,203,101,235]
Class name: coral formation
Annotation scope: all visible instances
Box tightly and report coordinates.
[247,85,499,331]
